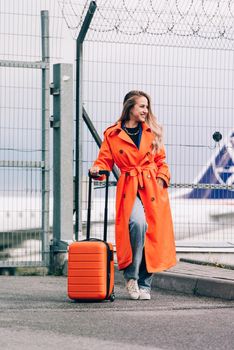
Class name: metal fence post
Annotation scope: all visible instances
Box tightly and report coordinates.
[41,10,50,265]
[51,64,73,250]
[75,1,97,241]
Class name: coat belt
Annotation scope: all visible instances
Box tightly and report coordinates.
[121,165,155,189]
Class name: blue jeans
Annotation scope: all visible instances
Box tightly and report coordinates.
[123,196,153,291]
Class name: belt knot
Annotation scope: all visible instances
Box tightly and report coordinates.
[122,165,155,189]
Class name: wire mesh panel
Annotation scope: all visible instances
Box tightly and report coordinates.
[0,0,63,268]
[60,0,234,248]
[0,66,44,267]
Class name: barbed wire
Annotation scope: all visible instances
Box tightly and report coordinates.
[58,0,234,48]
[60,0,90,31]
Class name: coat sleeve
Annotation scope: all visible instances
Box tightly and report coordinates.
[92,133,114,180]
[154,145,171,187]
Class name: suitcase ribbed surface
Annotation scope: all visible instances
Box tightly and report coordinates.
[68,241,109,300]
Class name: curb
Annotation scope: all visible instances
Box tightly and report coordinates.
[152,272,234,300]
[114,266,234,300]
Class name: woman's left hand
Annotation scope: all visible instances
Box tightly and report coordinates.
[157,177,166,188]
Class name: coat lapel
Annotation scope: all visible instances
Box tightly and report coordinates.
[118,129,136,147]
[113,122,137,147]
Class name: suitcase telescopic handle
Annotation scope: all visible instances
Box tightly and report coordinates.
[87,170,110,241]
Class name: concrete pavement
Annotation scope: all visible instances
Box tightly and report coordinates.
[0,274,234,350]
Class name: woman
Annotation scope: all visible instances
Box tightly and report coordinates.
[90,90,176,300]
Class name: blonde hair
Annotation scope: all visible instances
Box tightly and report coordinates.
[118,90,163,152]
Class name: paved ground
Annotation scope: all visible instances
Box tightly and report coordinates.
[1,260,234,349]
[1,269,234,350]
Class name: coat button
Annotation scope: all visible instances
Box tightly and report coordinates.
[125,172,129,177]
[147,174,151,179]
[119,149,124,154]
[151,197,155,201]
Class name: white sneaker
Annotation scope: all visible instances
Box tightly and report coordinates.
[126,279,140,300]
[139,288,151,300]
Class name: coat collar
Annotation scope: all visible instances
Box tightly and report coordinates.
[109,121,154,153]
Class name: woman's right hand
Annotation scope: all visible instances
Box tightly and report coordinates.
[89,166,100,176]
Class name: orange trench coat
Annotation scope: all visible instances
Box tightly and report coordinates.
[93,121,177,273]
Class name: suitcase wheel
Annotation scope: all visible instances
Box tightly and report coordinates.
[109,292,115,302]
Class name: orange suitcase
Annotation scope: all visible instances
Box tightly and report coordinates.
[68,170,115,301]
